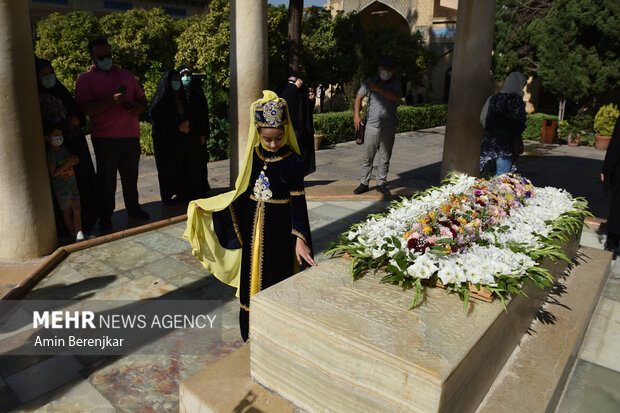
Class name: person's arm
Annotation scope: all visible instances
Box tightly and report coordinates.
[127,95,148,116]
[480,96,491,127]
[79,93,125,116]
[354,94,364,131]
[48,155,79,178]
[289,157,317,267]
[369,82,401,101]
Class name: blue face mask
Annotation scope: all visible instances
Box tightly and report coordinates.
[96,57,113,72]
[40,73,57,89]
[171,80,181,91]
[181,76,192,88]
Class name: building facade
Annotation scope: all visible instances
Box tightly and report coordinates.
[30,0,210,22]
[326,0,458,102]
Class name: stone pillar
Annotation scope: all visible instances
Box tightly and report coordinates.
[440,0,495,178]
[229,0,268,183]
[0,1,57,260]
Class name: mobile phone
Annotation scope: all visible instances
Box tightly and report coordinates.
[117,85,127,94]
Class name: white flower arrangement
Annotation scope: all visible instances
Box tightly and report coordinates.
[326,173,589,310]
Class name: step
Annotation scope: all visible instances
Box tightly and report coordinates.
[179,344,295,413]
[249,237,582,412]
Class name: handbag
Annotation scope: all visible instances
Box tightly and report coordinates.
[355,88,372,145]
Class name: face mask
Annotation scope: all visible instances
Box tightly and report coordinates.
[182,76,192,87]
[379,70,392,81]
[41,73,57,89]
[171,80,181,91]
[50,135,64,146]
[96,57,113,72]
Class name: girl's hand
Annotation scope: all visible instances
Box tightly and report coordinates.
[295,237,317,267]
[179,120,190,133]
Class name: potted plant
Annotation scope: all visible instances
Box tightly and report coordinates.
[593,103,620,150]
[558,120,580,146]
[563,114,594,147]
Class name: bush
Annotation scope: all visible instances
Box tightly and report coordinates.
[139,121,154,156]
[594,103,620,136]
[313,104,448,145]
[207,117,230,162]
[396,104,447,133]
[523,113,557,141]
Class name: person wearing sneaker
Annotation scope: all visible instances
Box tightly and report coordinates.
[353,56,401,196]
[43,123,86,243]
[602,117,620,258]
[75,37,150,230]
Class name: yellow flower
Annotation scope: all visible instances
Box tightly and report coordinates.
[422,226,432,234]
[457,217,467,225]
[404,230,412,240]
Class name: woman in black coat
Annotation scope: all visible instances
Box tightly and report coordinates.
[602,117,620,256]
[149,68,210,204]
[35,57,99,234]
[177,66,210,200]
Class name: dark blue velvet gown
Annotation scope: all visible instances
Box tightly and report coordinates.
[213,144,312,340]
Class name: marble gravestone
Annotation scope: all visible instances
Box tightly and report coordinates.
[249,238,579,412]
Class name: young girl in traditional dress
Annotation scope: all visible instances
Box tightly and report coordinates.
[185,91,316,341]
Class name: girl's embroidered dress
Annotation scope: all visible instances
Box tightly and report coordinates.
[184,91,312,341]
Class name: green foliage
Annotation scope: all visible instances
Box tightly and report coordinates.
[528,0,620,101]
[101,9,178,75]
[175,0,230,87]
[100,8,179,100]
[523,113,557,141]
[299,10,363,89]
[34,11,103,94]
[313,104,447,145]
[207,117,230,162]
[594,103,620,136]
[359,25,435,88]
[492,0,549,80]
[395,104,448,133]
[493,0,619,105]
[312,111,355,145]
[267,5,289,90]
[139,121,154,156]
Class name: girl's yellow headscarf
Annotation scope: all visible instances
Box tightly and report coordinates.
[183,90,300,294]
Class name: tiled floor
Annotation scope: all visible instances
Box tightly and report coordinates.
[556,258,620,413]
[1,200,389,412]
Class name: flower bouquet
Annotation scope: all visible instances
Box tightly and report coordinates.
[326,173,590,310]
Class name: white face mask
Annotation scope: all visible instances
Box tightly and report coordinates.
[51,135,64,146]
[379,70,393,81]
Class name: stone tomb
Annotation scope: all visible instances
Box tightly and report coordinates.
[249,238,579,412]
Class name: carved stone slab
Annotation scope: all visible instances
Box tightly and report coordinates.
[250,237,579,413]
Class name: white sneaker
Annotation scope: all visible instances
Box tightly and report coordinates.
[76,231,85,242]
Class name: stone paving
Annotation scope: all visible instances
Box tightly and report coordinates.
[1,199,390,412]
[0,127,618,411]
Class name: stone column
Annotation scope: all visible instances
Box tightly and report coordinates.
[440,0,496,178]
[0,1,57,260]
[229,0,268,183]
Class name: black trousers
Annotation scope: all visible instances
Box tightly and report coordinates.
[92,137,141,219]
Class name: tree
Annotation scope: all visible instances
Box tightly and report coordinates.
[100,8,179,99]
[528,0,619,105]
[287,0,303,71]
[492,0,553,80]
[493,0,620,117]
[175,0,230,87]
[35,11,103,93]
[267,5,289,90]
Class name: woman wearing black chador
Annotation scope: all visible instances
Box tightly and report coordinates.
[149,67,210,204]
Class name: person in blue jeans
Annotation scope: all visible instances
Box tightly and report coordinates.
[479,72,527,176]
